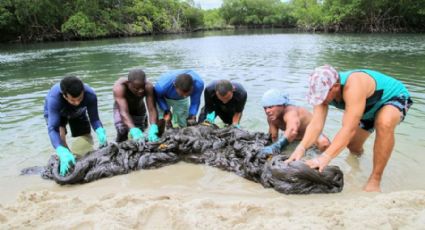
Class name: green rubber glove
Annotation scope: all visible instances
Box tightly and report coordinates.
[55,145,76,176]
[206,111,216,123]
[95,127,107,147]
[129,127,144,142]
[232,124,241,129]
[148,124,159,142]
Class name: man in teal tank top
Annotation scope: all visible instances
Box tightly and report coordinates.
[285,65,413,192]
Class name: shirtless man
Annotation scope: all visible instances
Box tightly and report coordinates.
[113,69,159,142]
[260,89,330,155]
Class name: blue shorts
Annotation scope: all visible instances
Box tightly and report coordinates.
[360,95,413,133]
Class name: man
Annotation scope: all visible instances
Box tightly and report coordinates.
[286,65,413,192]
[198,80,247,127]
[113,69,159,143]
[154,69,204,130]
[260,89,330,155]
[44,76,107,176]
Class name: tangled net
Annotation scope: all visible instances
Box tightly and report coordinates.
[26,124,343,194]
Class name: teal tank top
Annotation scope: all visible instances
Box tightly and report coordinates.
[330,69,410,120]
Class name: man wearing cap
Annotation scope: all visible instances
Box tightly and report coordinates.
[198,80,247,127]
[286,65,413,192]
[154,69,204,131]
[260,89,330,156]
[113,69,159,143]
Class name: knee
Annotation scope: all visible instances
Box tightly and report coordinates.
[317,137,331,152]
[375,119,396,134]
[347,143,364,155]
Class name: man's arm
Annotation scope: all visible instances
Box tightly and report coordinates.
[283,110,301,142]
[145,82,158,125]
[188,80,204,117]
[299,104,328,149]
[113,82,135,128]
[232,112,242,126]
[268,118,279,142]
[232,88,247,125]
[321,80,366,159]
[46,97,64,149]
[285,104,328,163]
[86,92,102,130]
[154,84,169,112]
[204,88,215,114]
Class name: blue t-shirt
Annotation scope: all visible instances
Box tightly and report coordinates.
[154,69,204,116]
[43,83,102,148]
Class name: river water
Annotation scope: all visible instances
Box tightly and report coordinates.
[1,30,425,203]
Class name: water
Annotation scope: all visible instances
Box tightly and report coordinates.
[1,30,425,200]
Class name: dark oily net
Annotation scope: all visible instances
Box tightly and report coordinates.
[37,124,343,194]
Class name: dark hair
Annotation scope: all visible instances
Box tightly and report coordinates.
[128,69,146,82]
[215,80,233,96]
[175,73,193,93]
[60,76,84,97]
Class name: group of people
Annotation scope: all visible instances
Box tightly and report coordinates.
[44,66,412,192]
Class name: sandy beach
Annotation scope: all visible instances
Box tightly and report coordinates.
[1,163,425,229]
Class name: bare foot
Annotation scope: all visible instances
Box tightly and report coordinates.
[363,179,382,192]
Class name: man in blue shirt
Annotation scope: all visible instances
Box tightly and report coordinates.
[154,69,204,131]
[44,76,107,176]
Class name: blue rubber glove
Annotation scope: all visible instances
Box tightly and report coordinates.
[129,127,144,142]
[206,111,216,123]
[148,124,159,142]
[95,127,107,147]
[259,136,289,158]
[56,145,76,176]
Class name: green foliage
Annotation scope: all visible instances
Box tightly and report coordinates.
[204,9,227,29]
[62,12,104,38]
[1,0,425,42]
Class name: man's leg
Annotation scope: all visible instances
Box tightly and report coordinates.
[347,126,371,156]
[315,134,331,152]
[167,98,189,128]
[68,113,93,155]
[364,105,401,192]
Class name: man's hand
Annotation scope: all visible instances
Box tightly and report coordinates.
[206,111,216,124]
[55,145,76,176]
[95,127,107,148]
[187,116,197,126]
[147,124,159,142]
[305,153,332,172]
[129,127,144,142]
[284,145,306,164]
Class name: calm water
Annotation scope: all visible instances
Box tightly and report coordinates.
[1,30,425,197]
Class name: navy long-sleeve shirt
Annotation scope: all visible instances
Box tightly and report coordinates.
[154,69,204,117]
[43,83,102,149]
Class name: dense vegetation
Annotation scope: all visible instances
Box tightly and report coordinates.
[1,0,424,42]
